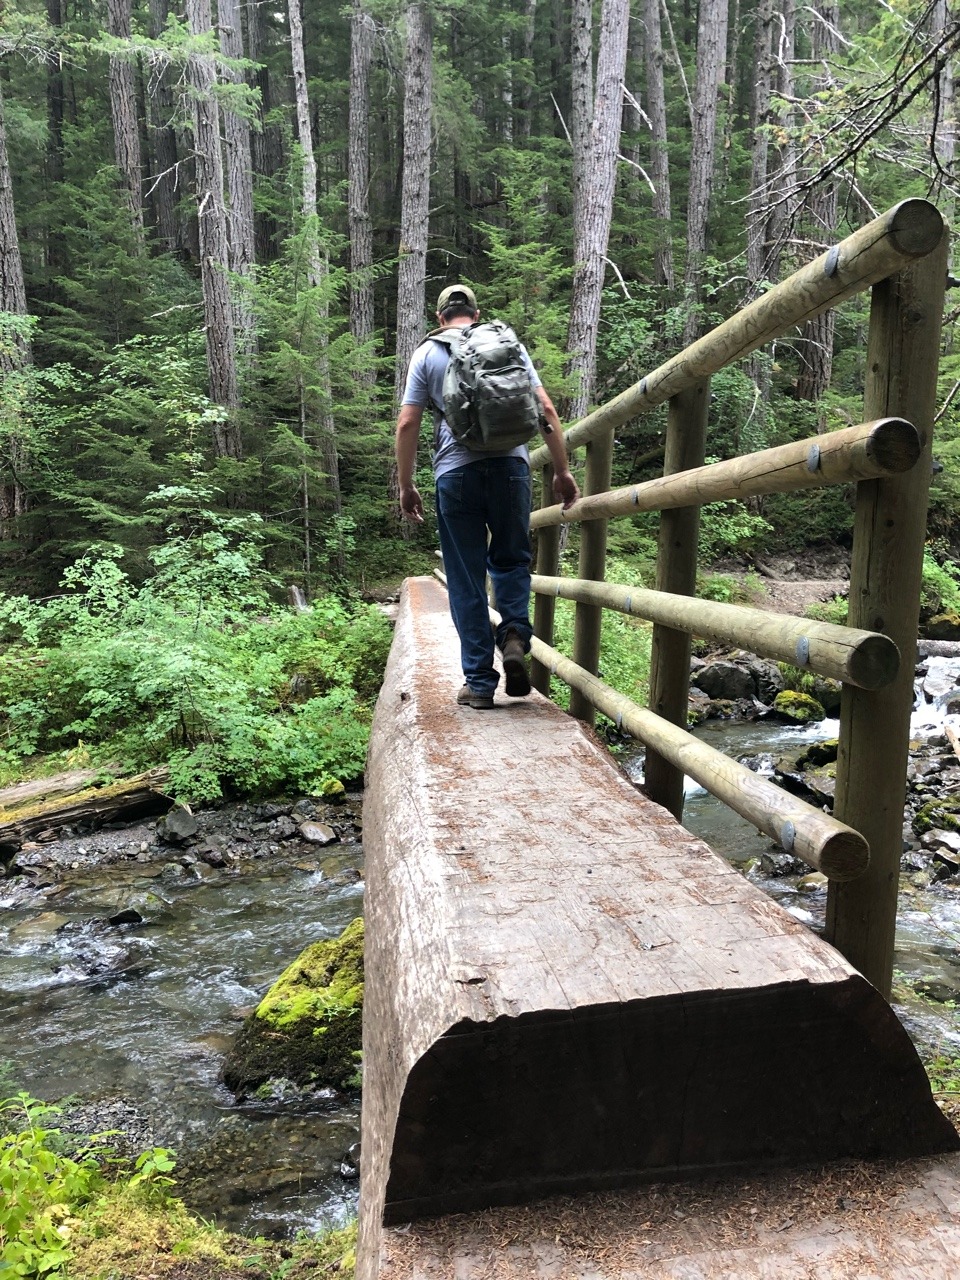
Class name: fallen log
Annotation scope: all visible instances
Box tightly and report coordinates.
[0,767,171,855]
[918,640,960,658]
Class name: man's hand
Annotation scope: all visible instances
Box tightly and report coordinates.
[400,484,424,524]
[553,469,579,510]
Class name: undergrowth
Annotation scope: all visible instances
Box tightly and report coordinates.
[0,500,391,802]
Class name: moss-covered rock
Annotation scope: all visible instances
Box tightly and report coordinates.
[925,612,960,641]
[794,738,839,769]
[913,795,960,837]
[771,690,826,724]
[221,917,363,1099]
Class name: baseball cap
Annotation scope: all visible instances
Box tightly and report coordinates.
[436,283,478,312]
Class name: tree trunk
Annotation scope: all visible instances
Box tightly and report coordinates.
[45,0,66,272]
[644,0,674,289]
[565,0,630,421]
[288,0,343,570]
[245,0,280,263]
[393,3,433,412]
[795,1,839,408]
[106,0,145,247]
[932,0,956,228]
[0,84,31,537]
[349,0,375,386]
[570,0,593,256]
[747,0,774,291]
[683,0,729,346]
[146,0,180,253]
[186,0,242,458]
[765,0,797,282]
[516,0,537,142]
[219,0,257,361]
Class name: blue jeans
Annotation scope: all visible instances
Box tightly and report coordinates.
[436,457,533,696]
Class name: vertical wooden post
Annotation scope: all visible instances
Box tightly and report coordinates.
[643,380,710,819]
[531,462,560,695]
[569,428,614,723]
[826,232,948,998]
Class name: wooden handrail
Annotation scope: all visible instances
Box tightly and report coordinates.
[529,199,943,467]
[530,417,921,528]
[529,575,899,689]
[527,634,869,881]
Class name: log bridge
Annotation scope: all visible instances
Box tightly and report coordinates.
[359,577,959,1278]
[360,201,960,1275]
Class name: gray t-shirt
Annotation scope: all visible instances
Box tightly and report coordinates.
[401,333,543,480]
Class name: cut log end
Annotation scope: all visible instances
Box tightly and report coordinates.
[847,632,901,690]
[887,199,945,257]
[865,417,922,474]
[814,829,870,883]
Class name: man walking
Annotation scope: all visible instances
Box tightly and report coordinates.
[396,284,579,709]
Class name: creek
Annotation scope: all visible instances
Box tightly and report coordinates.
[1,681,959,1239]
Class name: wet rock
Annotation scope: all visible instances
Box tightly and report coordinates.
[746,658,785,705]
[299,822,338,846]
[692,661,756,701]
[915,978,960,1003]
[222,917,364,1100]
[340,1141,361,1180]
[759,849,808,877]
[771,690,826,723]
[273,815,300,840]
[797,872,829,892]
[158,805,199,845]
[107,908,144,927]
[9,911,69,942]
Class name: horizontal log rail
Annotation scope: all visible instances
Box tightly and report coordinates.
[528,633,869,882]
[529,199,943,467]
[530,417,921,529]
[529,575,899,689]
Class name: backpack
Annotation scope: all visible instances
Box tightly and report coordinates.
[429,320,543,453]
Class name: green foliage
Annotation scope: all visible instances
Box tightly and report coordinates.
[0,506,391,800]
[698,501,773,563]
[547,557,652,712]
[921,549,960,616]
[0,1093,106,1278]
[805,596,849,626]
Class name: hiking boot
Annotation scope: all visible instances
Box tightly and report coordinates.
[501,631,531,698]
[457,684,495,710]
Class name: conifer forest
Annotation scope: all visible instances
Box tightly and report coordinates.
[2,1,960,793]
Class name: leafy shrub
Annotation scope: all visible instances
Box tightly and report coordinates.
[0,1093,107,1278]
[804,595,849,626]
[921,549,960,616]
[0,507,392,801]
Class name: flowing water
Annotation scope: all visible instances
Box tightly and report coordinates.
[2,674,960,1237]
[0,839,364,1238]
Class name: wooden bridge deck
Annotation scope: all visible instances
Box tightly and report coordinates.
[358,576,958,1279]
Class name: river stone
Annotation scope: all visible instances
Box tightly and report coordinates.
[299,821,338,846]
[221,916,363,1100]
[746,658,785,705]
[159,805,199,845]
[692,661,756,701]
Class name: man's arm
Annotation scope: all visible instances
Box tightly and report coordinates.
[536,387,580,509]
[396,403,425,523]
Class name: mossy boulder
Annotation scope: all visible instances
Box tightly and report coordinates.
[925,613,960,641]
[222,916,363,1099]
[771,690,826,724]
[912,795,960,837]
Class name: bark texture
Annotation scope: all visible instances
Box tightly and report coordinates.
[146,0,180,253]
[565,0,630,420]
[186,0,242,456]
[349,0,375,381]
[796,2,839,407]
[219,0,257,358]
[393,3,433,411]
[107,0,145,245]
[683,0,730,346]
[644,0,674,289]
[288,0,342,571]
[0,84,31,533]
[570,0,593,255]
